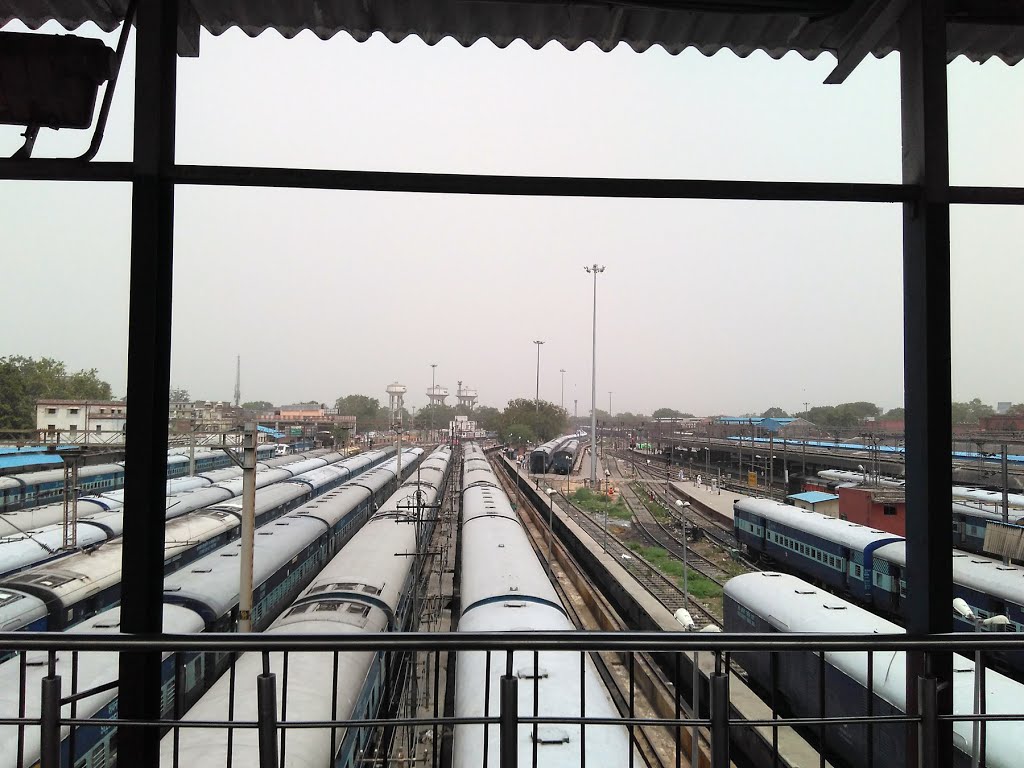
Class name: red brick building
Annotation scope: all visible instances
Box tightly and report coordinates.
[836,485,907,536]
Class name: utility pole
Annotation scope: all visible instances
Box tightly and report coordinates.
[560,369,566,413]
[239,422,257,632]
[430,363,437,442]
[1003,444,1010,565]
[585,264,605,485]
[533,340,545,412]
[234,354,241,408]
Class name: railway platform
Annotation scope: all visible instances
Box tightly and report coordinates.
[669,479,751,527]
[503,457,831,768]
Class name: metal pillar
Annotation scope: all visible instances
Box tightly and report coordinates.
[899,1,953,764]
[117,0,177,763]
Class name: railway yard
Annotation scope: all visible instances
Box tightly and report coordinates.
[1,436,1023,768]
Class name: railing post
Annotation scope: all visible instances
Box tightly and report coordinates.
[257,662,279,768]
[710,672,730,768]
[499,673,519,768]
[39,672,61,768]
[917,676,937,768]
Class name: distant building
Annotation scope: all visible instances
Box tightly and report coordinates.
[836,485,907,536]
[787,491,840,517]
[980,414,1024,432]
[36,399,126,442]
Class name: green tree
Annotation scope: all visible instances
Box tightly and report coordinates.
[169,387,191,402]
[335,395,382,423]
[652,407,684,419]
[761,407,790,418]
[951,398,994,425]
[1008,403,1024,416]
[506,423,537,446]
[0,356,113,430]
[882,407,905,420]
[473,406,503,432]
[499,398,568,442]
[414,404,456,430]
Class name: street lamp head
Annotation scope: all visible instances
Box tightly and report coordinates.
[982,614,1011,628]
[676,500,690,508]
[546,488,556,496]
[952,598,975,620]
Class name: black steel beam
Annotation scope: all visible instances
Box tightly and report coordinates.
[2,158,1024,205]
[900,0,953,765]
[117,0,177,764]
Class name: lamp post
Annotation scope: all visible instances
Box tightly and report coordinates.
[953,598,1011,768]
[675,500,691,609]
[430,363,437,442]
[560,369,566,413]
[546,488,557,565]
[533,340,545,412]
[585,264,605,486]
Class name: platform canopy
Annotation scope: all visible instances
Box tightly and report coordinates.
[1,0,1023,67]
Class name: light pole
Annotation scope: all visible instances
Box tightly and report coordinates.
[560,369,566,413]
[675,500,691,609]
[430,363,437,442]
[546,488,557,565]
[533,340,545,412]
[953,598,1010,768]
[585,264,605,486]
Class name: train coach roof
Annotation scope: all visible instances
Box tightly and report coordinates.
[735,498,902,550]
[727,571,903,634]
[876,542,1024,602]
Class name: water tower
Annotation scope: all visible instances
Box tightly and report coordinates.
[386,382,407,426]
[426,383,449,407]
[457,381,478,410]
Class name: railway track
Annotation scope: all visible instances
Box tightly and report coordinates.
[616,454,743,550]
[550,487,719,629]
[619,483,730,586]
[487,454,709,768]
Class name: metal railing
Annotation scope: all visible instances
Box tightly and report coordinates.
[2,631,1023,768]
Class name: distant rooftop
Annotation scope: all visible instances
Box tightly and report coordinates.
[788,490,840,504]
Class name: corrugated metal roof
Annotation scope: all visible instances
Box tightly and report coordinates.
[1,0,1022,64]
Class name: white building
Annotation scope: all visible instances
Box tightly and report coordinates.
[36,399,127,443]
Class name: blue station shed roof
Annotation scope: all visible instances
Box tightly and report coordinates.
[788,490,840,504]
[0,454,64,471]
[257,425,285,439]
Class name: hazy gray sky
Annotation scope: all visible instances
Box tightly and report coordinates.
[2,22,1021,416]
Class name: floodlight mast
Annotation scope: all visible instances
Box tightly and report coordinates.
[585,264,605,486]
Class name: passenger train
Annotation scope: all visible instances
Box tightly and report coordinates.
[159,445,452,768]
[0,450,374,579]
[455,443,638,768]
[734,497,1024,676]
[550,437,580,474]
[528,434,578,474]
[0,451,424,768]
[0,449,397,635]
[0,445,278,513]
[725,572,1022,768]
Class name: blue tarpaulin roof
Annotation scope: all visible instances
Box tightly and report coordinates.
[788,491,840,504]
[257,425,285,439]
